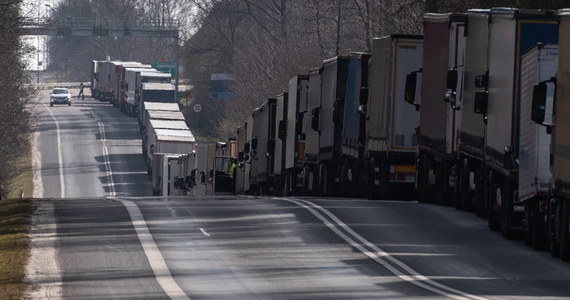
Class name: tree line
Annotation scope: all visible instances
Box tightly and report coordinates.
[182,0,570,139]
[44,0,570,140]
[0,0,35,198]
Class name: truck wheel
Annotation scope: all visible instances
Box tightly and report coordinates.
[560,201,570,261]
[523,200,533,246]
[455,164,465,210]
[474,164,486,218]
[487,172,500,231]
[416,154,430,203]
[531,203,547,251]
[550,201,561,257]
[500,178,516,239]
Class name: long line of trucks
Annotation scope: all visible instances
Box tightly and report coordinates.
[88,7,570,262]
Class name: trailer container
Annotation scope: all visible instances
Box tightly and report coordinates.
[317,56,350,196]
[138,82,176,118]
[273,93,288,195]
[366,35,423,199]
[519,44,557,249]
[152,153,183,196]
[454,9,490,213]
[145,128,195,175]
[530,9,570,260]
[481,8,557,237]
[410,13,466,205]
[303,68,322,195]
[284,75,309,195]
[121,66,155,115]
[249,99,276,194]
[235,123,248,194]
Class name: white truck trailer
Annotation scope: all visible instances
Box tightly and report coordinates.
[366,34,423,199]
[519,44,558,249]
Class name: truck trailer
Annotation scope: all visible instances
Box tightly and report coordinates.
[366,35,423,199]
[273,93,289,195]
[409,13,466,205]
[519,43,557,249]
[531,9,570,260]
[479,8,558,237]
[284,75,309,195]
[455,9,490,214]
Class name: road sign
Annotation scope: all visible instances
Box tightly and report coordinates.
[193,104,202,113]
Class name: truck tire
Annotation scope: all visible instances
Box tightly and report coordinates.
[560,201,570,261]
[474,164,486,218]
[416,153,430,203]
[455,163,465,210]
[550,201,561,258]
[487,171,500,231]
[523,200,533,246]
[500,178,516,239]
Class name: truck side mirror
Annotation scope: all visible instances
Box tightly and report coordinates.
[475,74,489,88]
[503,146,515,170]
[359,87,368,105]
[404,72,417,104]
[238,151,245,161]
[244,142,250,154]
[251,138,258,150]
[444,69,458,103]
[446,69,458,90]
[311,107,320,131]
[278,120,287,140]
[531,83,547,124]
[474,91,488,114]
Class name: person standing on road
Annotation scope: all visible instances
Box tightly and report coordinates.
[78,82,85,99]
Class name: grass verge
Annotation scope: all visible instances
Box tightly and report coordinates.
[0,142,34,299]
[0,198,33,300]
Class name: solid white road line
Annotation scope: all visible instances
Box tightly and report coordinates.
[83,104,116,197]
[83,104,188,299]
[118,199,191,300]
[281,198,488,300]
[46,106,65,198]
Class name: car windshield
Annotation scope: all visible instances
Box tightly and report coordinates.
[52,89,69,94]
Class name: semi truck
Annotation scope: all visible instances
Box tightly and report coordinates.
[365,35,423,199]
[121,66,157,116]
[317,56,349,196]
[273,93,288,195]
[145,128,195,176]
[454,9,489,214]
[531,9,570,260]
[303,67,322,195]
[519,43,558,249]
[138,82,176,118]
[284,75,309,195]
[478,8,558,237]
[407,13,466,205]
[249,99,276,194]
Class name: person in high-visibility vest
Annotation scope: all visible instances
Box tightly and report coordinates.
[228,159,237,179]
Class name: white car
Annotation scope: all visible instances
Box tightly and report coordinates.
[50,88,72,107]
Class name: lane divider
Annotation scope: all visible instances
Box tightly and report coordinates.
[82,103,116,197]
[118,199,191,300]
[280,198,488,300]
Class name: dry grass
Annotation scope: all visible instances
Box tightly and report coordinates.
[0,144,34,299]
[0,198,33,300]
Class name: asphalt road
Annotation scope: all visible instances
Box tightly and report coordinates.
[29,93,570,299]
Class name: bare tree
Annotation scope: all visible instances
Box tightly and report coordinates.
[0,0,35,197]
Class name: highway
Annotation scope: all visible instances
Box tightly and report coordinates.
[28,92,570,299]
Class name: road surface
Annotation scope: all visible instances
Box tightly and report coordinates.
[28,92,570,299]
